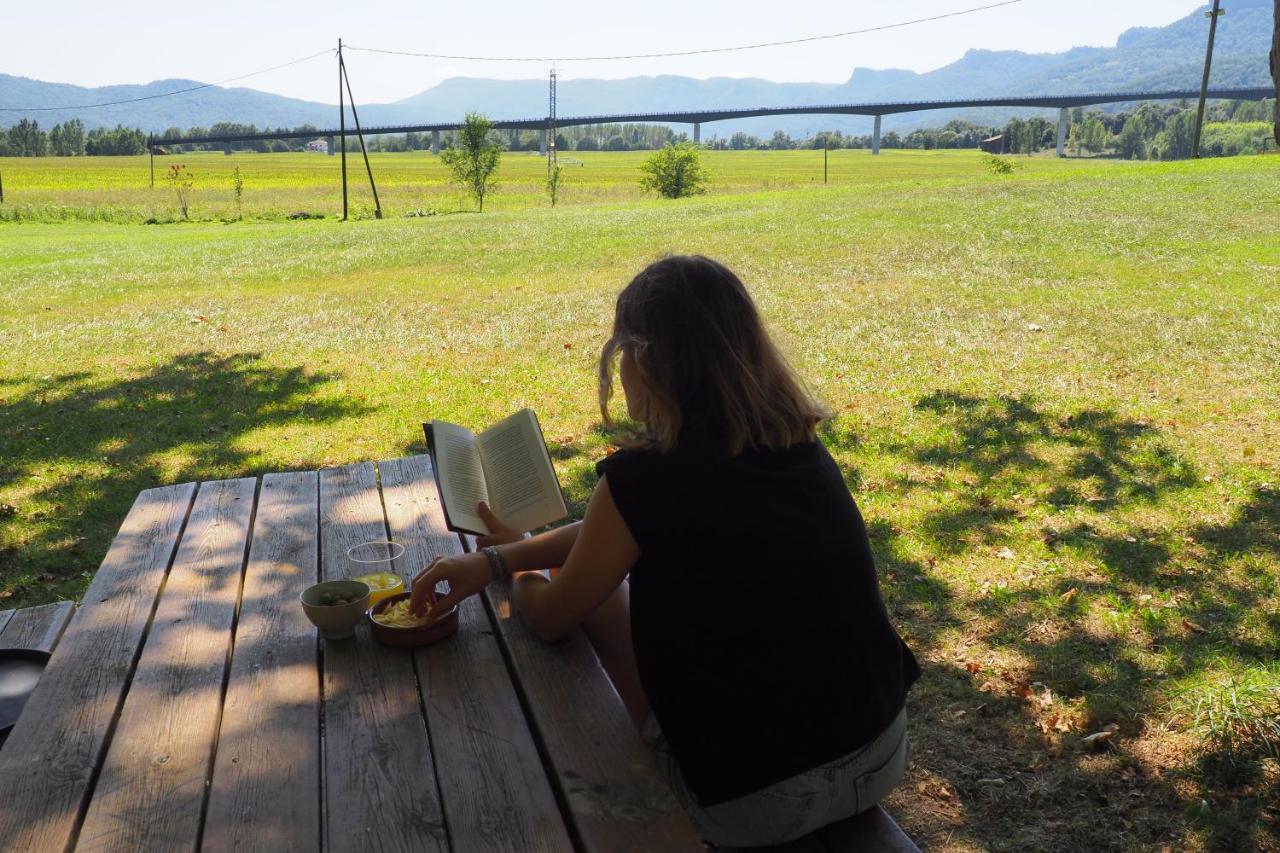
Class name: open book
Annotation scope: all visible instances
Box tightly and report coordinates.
[423,409,568,535]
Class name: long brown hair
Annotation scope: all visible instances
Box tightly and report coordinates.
[598,255,828,455]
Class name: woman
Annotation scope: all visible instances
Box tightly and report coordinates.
[412,255,919,847]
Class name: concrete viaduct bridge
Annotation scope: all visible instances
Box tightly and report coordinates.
[159,87,1273,157]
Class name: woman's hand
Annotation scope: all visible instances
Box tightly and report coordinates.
[410,551,490,617]
[476,501,521,548]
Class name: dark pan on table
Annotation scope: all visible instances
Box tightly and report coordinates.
[367,592,459,648]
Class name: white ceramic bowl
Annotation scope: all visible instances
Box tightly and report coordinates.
[300,580,371,640]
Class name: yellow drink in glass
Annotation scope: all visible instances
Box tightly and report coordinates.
[353,571,405,606]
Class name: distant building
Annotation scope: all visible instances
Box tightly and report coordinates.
[979,134,1009,154]
[305,138,328,153]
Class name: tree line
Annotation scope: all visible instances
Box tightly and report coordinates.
[0,119,149,156]
[1000,99,1275,159]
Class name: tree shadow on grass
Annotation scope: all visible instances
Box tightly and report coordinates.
[823,392,1277,851]
[0,352,373,607]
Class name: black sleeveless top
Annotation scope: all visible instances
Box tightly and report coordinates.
[596,433,919,806]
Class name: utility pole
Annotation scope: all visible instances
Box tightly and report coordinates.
[1192,0,1225,158]
[340,50,383,219]
[338,38,349,220]
[548,67,558,179]
[149,134,154,188]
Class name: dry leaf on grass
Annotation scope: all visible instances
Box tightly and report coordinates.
[1080,723,1120,750]
[965,661,983,674]
[1060,587,1079,602]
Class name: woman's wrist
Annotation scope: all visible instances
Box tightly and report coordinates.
[481,545,511,583]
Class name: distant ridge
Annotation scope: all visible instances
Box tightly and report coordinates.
[1,0,1273,137]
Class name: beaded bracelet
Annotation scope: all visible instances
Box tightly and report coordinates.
[482,545,510,582]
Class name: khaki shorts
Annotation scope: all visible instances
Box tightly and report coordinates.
[642,707,909,848]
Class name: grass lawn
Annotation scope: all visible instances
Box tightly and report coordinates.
[1,149,1278,850]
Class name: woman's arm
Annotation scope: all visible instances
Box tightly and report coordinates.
[510,476,638,641]
[409,478,638,639]
[500,521,581,572]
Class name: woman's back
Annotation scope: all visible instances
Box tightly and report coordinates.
[598,432,920,807]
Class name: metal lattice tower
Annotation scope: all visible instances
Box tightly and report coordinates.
[548,67,558,175]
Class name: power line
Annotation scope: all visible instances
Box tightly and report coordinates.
[0,48,334,112]
[346,0,1025,63]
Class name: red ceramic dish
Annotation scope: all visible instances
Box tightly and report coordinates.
[367,591,459,648]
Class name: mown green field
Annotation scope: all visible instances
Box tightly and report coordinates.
[0,147,1096,221]
[1,149,1278,850]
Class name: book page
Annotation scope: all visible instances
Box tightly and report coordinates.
[477,409,568,534]
[431,420,490,534]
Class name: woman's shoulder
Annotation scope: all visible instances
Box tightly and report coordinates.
[595,446,670,479]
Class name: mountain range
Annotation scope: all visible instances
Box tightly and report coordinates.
[1,0,1274,139]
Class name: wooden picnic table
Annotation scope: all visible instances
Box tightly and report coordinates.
[0,455,703,852]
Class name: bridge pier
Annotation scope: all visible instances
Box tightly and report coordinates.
[326,137,335,156]
[872,115,882,155]
[430,130,440,154]
[224,142,232,156]
[1056,107,1069,157]
[540,129,548,155]
[693,123,701,144]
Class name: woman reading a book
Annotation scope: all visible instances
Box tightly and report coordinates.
[411,254,919,847]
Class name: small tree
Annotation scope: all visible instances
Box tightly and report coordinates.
[232,166,244,220]
[546,162,563,207]
[166,163,194,220]
[440,112,500,212]
[639,142,708,199]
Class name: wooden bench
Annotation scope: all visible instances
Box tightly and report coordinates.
[720,805,920,852]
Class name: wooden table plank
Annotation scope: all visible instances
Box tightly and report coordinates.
[0,482,196,852]
[318,463,447,853]
[0,609,14,637]
[380,455,573,853]
[0,601,75,652]
[77,477,257,852]
[204,471,322,853]
[476,544,704,853]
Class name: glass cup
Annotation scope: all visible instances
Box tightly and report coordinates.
[347,540,406,606]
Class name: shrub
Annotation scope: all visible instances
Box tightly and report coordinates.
[639,143,708,199]
[986,155,1015,175]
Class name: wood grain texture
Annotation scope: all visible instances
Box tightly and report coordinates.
[204,471,321,853]
[318,462,446,853]
[0,601,75,652]
[77,477,257,852]
[476,542,703,853]
[0,482,196,853]
[0,609,14,637]
[379,455,572,853]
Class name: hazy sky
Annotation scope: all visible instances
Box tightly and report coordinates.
[5,0,1207,104]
